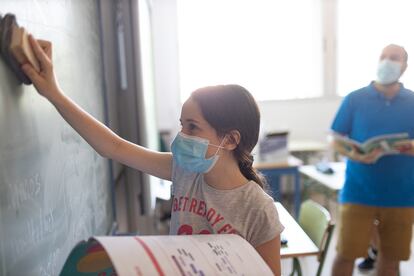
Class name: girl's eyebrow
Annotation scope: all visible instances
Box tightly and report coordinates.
[180,118,201,124]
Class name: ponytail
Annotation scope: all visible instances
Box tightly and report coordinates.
[235,148,270,192]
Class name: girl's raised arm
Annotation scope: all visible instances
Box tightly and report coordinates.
[22,35,172,180]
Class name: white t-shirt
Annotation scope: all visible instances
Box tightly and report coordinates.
[169,161,284,247]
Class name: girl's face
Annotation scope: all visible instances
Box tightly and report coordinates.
[179,98,224,158]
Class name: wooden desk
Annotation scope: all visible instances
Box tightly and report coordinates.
[255,156,303,218]
[276,202,319,258]
[299,162,345,191]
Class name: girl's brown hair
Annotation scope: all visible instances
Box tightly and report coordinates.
[191,84,267,189]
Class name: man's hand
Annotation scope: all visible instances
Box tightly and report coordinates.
[394,140,414,156]
[348,146,383,164]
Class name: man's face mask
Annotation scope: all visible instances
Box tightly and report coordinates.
[376,59,402,85]
[171,132,225,173]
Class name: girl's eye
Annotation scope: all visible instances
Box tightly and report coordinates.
[188,123,197,130]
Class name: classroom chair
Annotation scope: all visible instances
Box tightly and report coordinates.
[289,200,335,276]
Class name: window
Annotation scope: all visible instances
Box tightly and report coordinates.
[337,0,414,96]
[177,0,323,102]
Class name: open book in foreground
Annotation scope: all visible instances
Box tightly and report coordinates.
[331,132,410,157]
[60,234,273,276]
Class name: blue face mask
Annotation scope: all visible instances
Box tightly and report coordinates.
[171,132,225,173]
[376,59,402,85]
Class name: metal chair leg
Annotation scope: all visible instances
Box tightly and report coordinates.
[289,257,302,276]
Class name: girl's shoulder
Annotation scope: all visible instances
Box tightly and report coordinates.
[239,181,276,209]
[245,180,274,199]
[171,158,199,193]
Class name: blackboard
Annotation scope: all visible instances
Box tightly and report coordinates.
[0,1,114,275]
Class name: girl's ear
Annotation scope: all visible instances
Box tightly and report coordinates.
[224,130,241,150]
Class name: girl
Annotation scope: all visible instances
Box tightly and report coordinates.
[22,35,284,275]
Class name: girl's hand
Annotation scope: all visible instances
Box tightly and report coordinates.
[394,140,414,156]
[348,146,383,164]
[21,35,62,101]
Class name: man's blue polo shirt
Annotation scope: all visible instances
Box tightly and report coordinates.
[331,82,414,207]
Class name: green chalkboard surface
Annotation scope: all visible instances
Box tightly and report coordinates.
[0,1,113,275]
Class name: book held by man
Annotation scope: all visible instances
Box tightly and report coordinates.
[60,234,273,276]
[331,132,410,157]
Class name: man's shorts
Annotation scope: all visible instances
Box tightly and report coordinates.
[337,203,414,261]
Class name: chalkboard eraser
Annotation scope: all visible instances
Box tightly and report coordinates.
[10,26,40,72]
[0,13,33,85]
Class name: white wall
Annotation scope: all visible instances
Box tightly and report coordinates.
[151,0,343,144]
[258,98,342,143]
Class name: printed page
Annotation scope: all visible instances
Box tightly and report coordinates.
[362,132,409,153]
[332,131,410,155]
[95,234,273,276]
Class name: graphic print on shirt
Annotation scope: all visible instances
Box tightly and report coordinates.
[172,195,238,235]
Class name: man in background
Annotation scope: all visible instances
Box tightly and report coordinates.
[330,44,414,276]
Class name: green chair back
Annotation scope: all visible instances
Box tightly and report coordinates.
[290,200,335,276]
[298,200,331,250]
